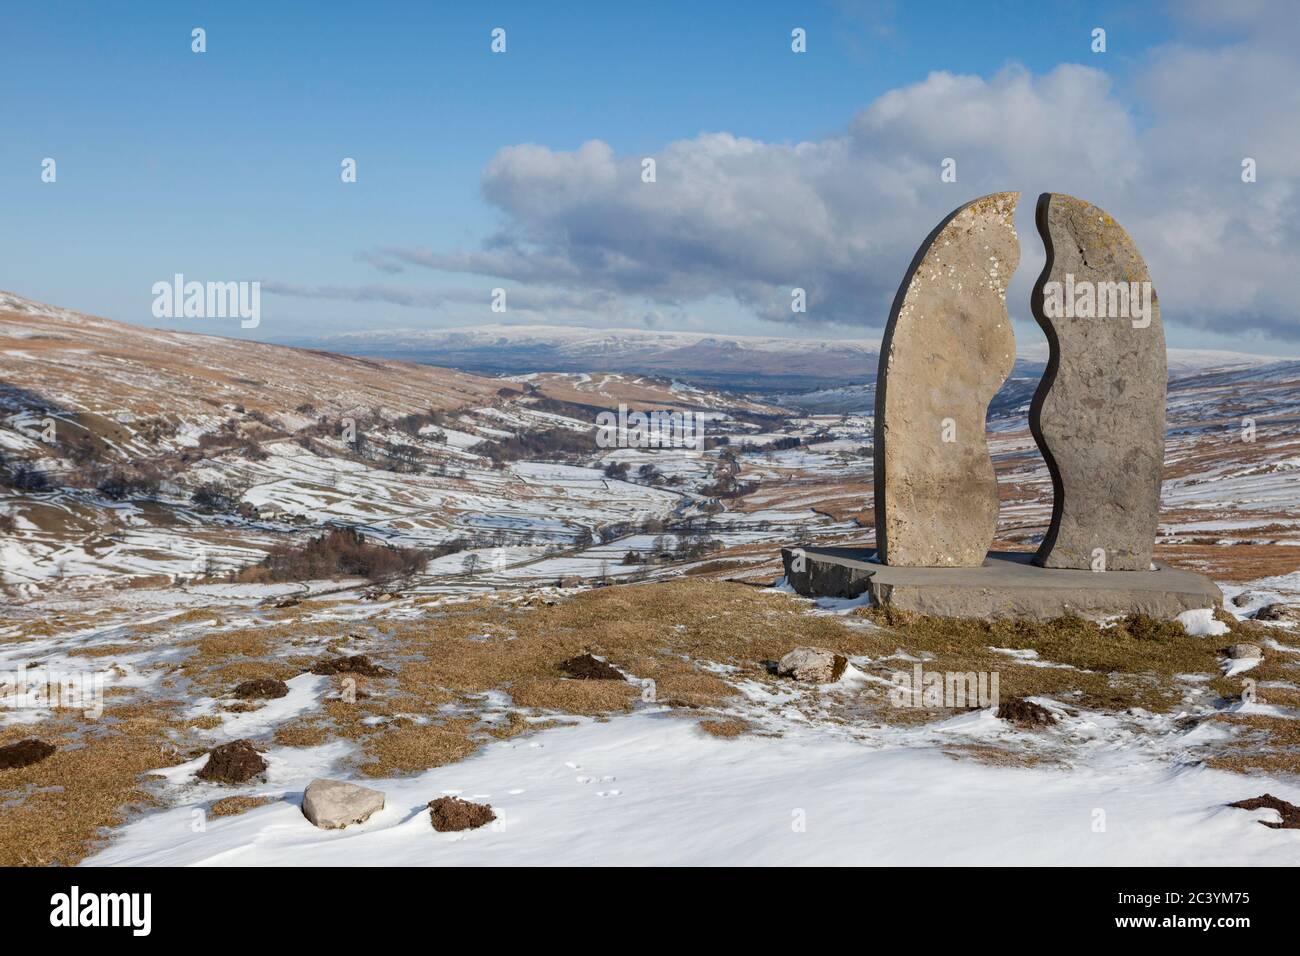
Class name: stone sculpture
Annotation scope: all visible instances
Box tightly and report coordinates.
[1028,193,1165,571]
[783,189,1221,619]
[873,192,1020,567]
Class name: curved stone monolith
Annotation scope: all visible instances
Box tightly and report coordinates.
[1029,193,1165,571]
[873,192,1019,567]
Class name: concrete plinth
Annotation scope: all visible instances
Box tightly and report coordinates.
[781,547,1221,620]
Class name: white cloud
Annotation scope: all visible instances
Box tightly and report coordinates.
[348,17,1300,339]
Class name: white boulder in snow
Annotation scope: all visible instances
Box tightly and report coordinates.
[1176,608,1229,637]
[777,647,847,684]
[302,779,385,829]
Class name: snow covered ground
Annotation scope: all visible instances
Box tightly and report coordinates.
[87,702,1300,867]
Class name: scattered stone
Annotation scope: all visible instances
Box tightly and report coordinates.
[1030,193,1165,571]
[0,738,56,770]
[196,739,267,784]
[874,192,1020,567]
[996,697,1057,727]
[1225,643,1263,660]
[776,647,848,684]
[557,575,581,588]
[310,654,386,677]
[1227,794,1300,829]
[1255,603,1300,623]
[559,653,625,681]
[232,678,289,700]
[1231,592,1255,608]
[273,597,301,609]
[428,795,496,832]
[302,778,386,829]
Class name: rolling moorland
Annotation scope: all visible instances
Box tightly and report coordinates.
[2,290,1300,865]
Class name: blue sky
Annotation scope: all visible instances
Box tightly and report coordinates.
[3,1,1295,352]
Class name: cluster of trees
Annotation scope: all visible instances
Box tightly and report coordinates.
[90,465,164,500]
[475,426,593,466]
[624,532,723,565]
[602,460,685,487]
[235,527,430,584]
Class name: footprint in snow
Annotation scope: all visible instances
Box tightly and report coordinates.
[576,775,593,784]
[508,788,525,795]
[564,761,581,769]
[597,789,621,798]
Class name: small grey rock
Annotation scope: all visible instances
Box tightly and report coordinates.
[1227,643,1263,660]
[776,647,848,684]
[1231,592,1255,608]
[301,778,385,829]
[1255,603,1300,623]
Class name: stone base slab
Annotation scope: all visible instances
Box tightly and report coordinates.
[780,547,1222,620]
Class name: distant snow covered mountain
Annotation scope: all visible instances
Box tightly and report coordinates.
[295,325,882,390]
[295,323,1288,395]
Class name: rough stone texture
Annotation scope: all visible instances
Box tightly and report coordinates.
[776,647,848,683]
[1030,193,1166,571]
[1227,643,1263,660]
[783,547,1222,620]
[873,192,1020,567]
[782,546,873,599]
[301,778,385,829]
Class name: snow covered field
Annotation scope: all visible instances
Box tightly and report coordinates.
[86,707,1300,867]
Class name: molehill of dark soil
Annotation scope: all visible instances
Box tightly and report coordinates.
[1228,794,1300,829]
[428,796,496,832]
[558,653,625,681]
[233,678,290,700]
[196,739,268,784]
[996,697,1057,727]
[0,738,56,770]
[310,654,386,677]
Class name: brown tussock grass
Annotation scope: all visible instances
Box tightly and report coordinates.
[0,712,186,866]
[853,606,1228,715]
[698,717,753,738]
[209,795,275,817]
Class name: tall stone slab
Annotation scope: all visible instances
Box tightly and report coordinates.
[873,193,1019,567]
[1029,193,1165,571]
